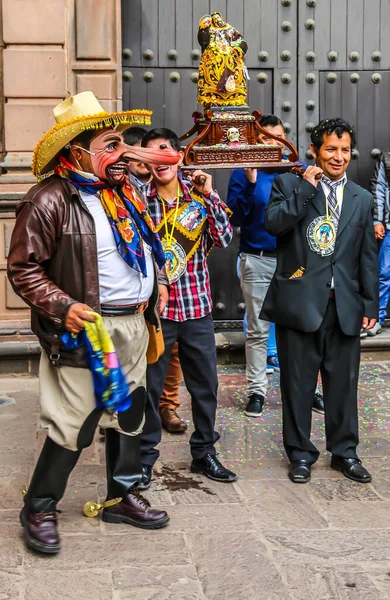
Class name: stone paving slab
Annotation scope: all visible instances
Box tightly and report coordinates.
[112,565,206,599]
[264,530,390,565]
[187,531,290,600]
[239,479,329,530]
[280,564,387,600]
[0,364,389,599]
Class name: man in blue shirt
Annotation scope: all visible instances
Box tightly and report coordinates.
[227,114,323,417]
[370,149,390,334]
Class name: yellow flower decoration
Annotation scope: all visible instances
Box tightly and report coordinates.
[118,220,135,243]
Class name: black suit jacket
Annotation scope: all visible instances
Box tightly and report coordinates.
[260,174,379,336]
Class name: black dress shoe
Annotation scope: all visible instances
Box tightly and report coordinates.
[135,464,152,490]
[244,394,265,418]
[191,454,237,482]
[312,392,324,414]
[288,460,312,484]
[330,456,372,483]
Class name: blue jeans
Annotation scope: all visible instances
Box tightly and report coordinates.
[267,322,277,357]
[378,230,390,324]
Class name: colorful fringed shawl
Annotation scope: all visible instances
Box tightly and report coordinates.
[55,157,166,274]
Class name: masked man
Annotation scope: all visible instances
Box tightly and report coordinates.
[136,128,237,488]
[7,92,180,554]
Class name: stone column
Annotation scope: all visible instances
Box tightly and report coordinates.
[0,0,122,178]
[0,0,122,366]
[68,0,122,112]
[1,0,67,179]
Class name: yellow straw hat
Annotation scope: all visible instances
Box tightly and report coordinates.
[32,91,152,179]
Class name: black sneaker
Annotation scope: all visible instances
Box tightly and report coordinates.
[135,464,152,490]
[191,454,237,482]
[312,392,324,414]
[244,394,264,417]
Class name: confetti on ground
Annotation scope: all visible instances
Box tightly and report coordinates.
[164,362,390,472]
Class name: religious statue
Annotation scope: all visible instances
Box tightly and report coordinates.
[178,12,300,171]
[197,12,248,107]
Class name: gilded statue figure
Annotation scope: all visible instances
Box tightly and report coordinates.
[197,13,248,107]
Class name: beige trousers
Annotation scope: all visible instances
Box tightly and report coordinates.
[39,312,149,451]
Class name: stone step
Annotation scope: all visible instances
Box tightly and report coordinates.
[0,327,389,374]
[216,328,390,364]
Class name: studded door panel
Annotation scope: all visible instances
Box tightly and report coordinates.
[122,0,389,322]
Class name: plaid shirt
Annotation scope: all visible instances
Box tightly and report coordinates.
[146,179,233,321]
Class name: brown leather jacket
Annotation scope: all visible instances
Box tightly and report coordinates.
[7,175,163,368]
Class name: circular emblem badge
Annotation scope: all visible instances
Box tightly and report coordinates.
[306,216,337,256]
[162,238,187,284]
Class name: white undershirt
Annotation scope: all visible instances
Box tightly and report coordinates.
[80,190,154,305]
[320,174,347,289]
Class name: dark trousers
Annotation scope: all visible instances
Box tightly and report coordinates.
[24,433,143,512]
[141,314,220,466]
[276,299,360,464]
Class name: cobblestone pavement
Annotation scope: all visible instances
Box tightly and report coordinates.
[0,362,390,600]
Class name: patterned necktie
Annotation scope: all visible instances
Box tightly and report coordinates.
[322,177,344,224]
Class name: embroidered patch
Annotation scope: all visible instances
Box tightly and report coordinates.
[306,215,337,257]
[176,200,207,235]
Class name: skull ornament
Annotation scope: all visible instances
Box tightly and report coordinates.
[226,127,240,143]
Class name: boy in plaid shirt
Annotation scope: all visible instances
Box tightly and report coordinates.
[138,128,237,486]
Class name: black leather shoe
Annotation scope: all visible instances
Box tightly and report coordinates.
[20,507,61,554]
[102,490,169,529]
[135,464,152,490]
[330,456,372,483]
[288,460,312,483]
[312,392,324,414]
[191,454,237,482]
[244,394,265,418]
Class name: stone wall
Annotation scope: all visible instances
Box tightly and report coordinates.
[0,0,121,332]
[1,0,121,170]
[2,0,66,170]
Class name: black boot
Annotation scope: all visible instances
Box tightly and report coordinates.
[103,430,169,529]
[104,429,143,498]
[21,437,81,554]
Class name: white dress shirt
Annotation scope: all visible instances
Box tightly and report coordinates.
[80,190,154,305]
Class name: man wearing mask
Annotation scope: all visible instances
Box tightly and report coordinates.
[7,92,179,554]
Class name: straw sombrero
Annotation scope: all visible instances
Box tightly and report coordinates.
[32,91,152,179]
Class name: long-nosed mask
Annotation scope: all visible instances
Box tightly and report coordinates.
[74,129,180,186]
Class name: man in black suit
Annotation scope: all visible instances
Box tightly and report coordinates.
[261,118,378,484]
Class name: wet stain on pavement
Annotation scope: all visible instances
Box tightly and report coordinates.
[156,464,216,496]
